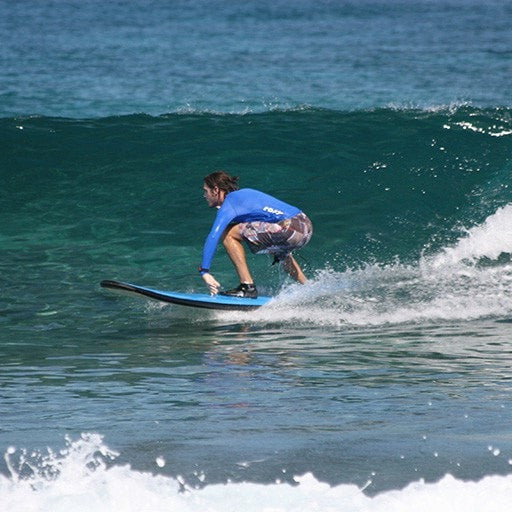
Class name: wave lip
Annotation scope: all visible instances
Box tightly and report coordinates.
[431,204,512,267]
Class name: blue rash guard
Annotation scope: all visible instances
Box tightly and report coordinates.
[200,188,301,273]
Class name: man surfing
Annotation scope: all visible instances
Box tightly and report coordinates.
[200,171,313,298]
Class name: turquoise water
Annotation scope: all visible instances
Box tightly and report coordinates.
[2,1,512,509]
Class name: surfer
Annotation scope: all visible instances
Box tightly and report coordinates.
[200,171,313,298]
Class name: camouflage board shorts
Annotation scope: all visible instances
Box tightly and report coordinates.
[239,212,313,261]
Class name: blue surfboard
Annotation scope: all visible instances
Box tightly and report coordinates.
[100,280,272,310]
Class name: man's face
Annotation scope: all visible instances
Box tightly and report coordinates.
[203,183,221,208]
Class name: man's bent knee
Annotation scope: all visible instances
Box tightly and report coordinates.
[222,224,243,245]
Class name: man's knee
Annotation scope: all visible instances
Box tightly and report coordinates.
[222,224,242,246]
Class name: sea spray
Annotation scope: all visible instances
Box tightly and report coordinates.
[431,203,512,266]
[2,435,512,512]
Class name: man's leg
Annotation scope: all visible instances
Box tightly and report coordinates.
[222,224,254,284]
[282,254,307,284]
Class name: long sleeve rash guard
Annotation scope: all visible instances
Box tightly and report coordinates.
[201,188,301,273]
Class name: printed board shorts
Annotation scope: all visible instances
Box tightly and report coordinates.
[239,212,313,261]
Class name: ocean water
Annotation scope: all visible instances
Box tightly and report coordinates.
[2,0,512,510]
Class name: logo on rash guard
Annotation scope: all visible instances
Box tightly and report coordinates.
[263,206,284,216]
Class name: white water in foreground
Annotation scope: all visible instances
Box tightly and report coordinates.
[1,434,511,512]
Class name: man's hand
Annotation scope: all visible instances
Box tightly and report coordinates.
[202,272,221,295]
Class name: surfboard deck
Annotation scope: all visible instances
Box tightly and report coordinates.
[100,280,272,310]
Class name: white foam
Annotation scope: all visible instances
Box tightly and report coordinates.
[1,435,512,512]
[217,263,512,327]
[432,204,512,266]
